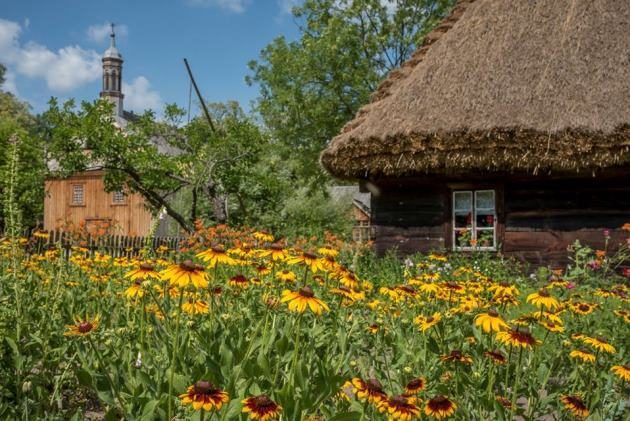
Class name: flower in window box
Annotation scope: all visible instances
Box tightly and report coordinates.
[486,215,494,225]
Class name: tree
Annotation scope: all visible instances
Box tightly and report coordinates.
[0,63,45,231]
[247,0,456,183]
[43,98,286,234]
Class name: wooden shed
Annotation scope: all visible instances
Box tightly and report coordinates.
[321,0,630,266]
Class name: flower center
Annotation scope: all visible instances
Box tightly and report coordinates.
[254,395,274,407]
[426,316,434,323]
[139,263,155,271]
[270,243,284,251]
[538,289,550,297]
[211,245,225,253]
[303,252,318,260]
[488,309,499,317]
[407,378,422,389]
[194,380,216,394]
[78,321,93,333]
[399,285,415,294]
[390,395,407,405]
[433,395,447,404]
[299,286,314,298]
[366,378,383,392]
[180,260,203,271]
[578,304,589,312]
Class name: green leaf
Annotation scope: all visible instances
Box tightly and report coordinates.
[329,411,362,421]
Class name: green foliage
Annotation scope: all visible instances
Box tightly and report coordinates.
[0,72,45,231]
[248,0,456,182]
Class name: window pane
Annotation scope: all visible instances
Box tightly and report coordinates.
[454,191,472,211]
[476,213,495,227]
[454,212,473,228]
[113,191,125,203]
[476,229,495,248]
[72,185,84,204]
[455,229,472,248]
[475,190,495,210]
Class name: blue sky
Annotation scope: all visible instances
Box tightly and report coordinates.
[1,0,302,115]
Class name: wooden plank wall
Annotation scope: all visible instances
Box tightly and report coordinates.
[503,176,630,267]
[371,184,446,255]
[44,171,154,236]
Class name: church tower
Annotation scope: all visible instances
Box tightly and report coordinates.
[100,24,124,117]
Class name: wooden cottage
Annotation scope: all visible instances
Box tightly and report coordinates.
[321,0,630,266]
[44,26,156,236]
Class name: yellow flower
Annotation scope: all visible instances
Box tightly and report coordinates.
[559,394,589,418]
[253,231,274,242]
[317,245,339,257]
[160,260,208,289]
[581,336,616,354]
[474,309,508,333]
[242,395,282,420]
[610,365,630,381]
[350,378,387,404]
[424,395,456,419]
[182,296,209,315]
[124,262,161,280]
[280,286,329,315]
[569,349,596,364]
[377,395,421,420]
[276,270,297,283]
[124,279,145,299]
[179,380,229,411]
[196,245,238,267]
[414,312,441,333]
[496,327,540,349]
[526,289,560,310]
[286,251,325,273]
[64,315,100,336]
[569,302,597,316]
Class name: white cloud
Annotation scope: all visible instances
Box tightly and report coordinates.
[2,69,19,96]
[0,18,101,92]
[277,0,300,15]
[87,22,128,43]
[122,76,162,112]
[381,0,397,15]
[186,0,249,13]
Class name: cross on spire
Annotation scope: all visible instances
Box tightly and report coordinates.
[110,22,116,47]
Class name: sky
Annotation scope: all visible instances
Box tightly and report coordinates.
[0,0,303,116]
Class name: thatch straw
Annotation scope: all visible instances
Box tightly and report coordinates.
[321,0,630,178]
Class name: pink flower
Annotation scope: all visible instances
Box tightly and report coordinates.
[565,282,576,289]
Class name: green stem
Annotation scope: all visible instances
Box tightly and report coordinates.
[167,290,185,420]
[510,347,524,418]
[87,335,126,413]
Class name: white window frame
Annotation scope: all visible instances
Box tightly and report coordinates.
[112,190,126,205]
[452,189,497,251]
[71,184,85,206]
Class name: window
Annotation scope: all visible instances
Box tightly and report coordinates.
[453,190,496,250]
[112,190,126,205]
[71,184,85,206]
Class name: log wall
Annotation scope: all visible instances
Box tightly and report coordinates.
[367,171,630,267]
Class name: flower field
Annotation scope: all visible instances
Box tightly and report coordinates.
[0,226,628,420]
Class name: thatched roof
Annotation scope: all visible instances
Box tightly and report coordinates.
[321,0,630,178]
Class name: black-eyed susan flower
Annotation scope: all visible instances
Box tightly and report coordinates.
[350,378,387,404]
[241,394,282,420]
[414,312,441,333]
[496,327,540,349]
[254,264,271,276]
[64,315,100,336]
[280,286,329,315]
[474,309,508,333]
[124,262,161,280]
[253,231,274,243]
[124,279,145,299]
[317,245,339,258]
[610,364,630,381]
[229,274,249,288]
[440,350,473,365]
[539,319,565,333]
[559,394,589,418]
[330,286,364,303]
[258,243,287,261]
[484,350,507,365]
[338,271,360,289]
[182,296,209,315]
[179,380,229,411]
[441,282,465,294]
[286,251,324,273]
[196,245,238,267]
[418,282,439,295]
[378,395,421,420]
[404,377,426,395]
[160,260,208,289]
[526,289,560,310]
[581,336,616,354]
[424,395,456,419]
[276,270,297,283]
[495,395,512,409]
[367,323,381,334]
[613,310,630,324]
[488,281,519,298]
[569,349,596,364]
[570,302,597,315]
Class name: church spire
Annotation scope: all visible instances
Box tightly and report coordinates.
[100,22,124,117]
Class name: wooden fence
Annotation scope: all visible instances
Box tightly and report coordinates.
[23,230,185,259]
